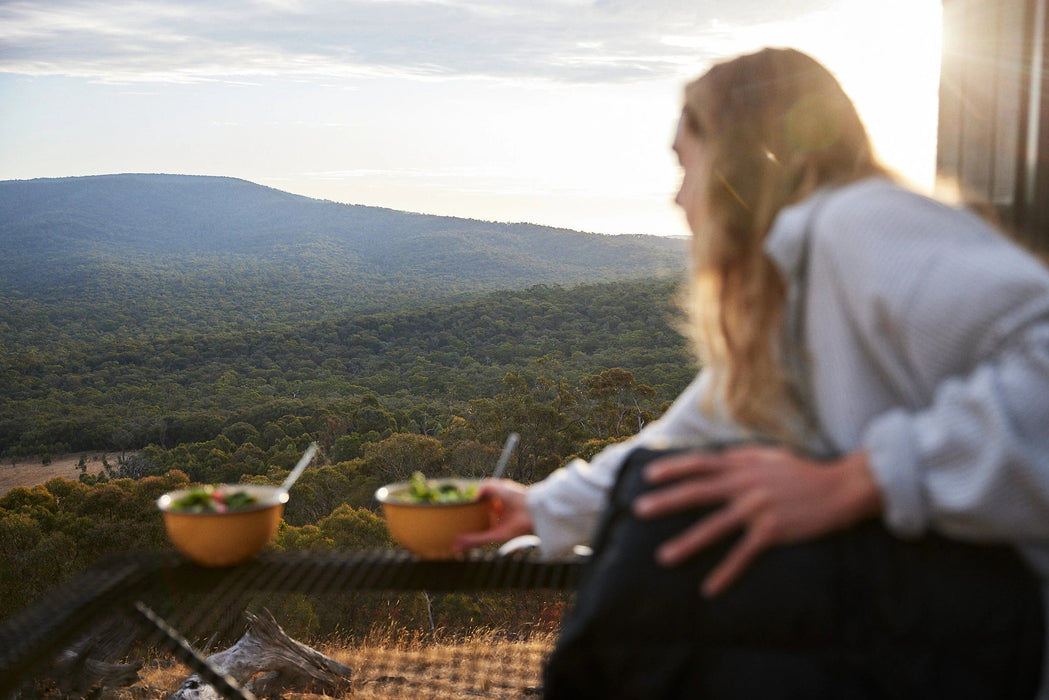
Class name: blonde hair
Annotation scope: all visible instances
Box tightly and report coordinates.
[680,48,886,439]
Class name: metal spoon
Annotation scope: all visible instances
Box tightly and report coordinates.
[279,442,319,498]
[492,433,519,479]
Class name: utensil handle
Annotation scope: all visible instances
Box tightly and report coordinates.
[493,433,519,480]
[281,443,319,493]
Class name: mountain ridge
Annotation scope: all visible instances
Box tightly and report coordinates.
[0,173,688,346]
[0,173,685,274]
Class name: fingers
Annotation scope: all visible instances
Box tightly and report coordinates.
[653,501,739,565]
[652,487,764,563]
[453,480,533,554]
[475,477,505,494]
[634,453,759,519]
[453,511,528,550]
[642,451,731,483]
[453,521,523,552]
[643,445,791,484]
[633,476,730,519]
[641,462,775,596]
[633,446,847,597]
[652,499,773,596]
[701,527,766,597]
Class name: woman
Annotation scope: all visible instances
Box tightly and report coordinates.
[457,48,1049,696]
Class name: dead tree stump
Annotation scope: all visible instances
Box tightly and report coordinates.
[171,609,352,699]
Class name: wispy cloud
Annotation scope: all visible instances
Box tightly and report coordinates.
[0,0,830,84]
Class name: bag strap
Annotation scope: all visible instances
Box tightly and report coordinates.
[780,191,837,458]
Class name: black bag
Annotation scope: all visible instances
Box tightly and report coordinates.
[543,446,1045,699]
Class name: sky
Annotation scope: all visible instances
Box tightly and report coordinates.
[0,0,944,238]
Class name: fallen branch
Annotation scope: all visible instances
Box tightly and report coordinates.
[172,609,352,699]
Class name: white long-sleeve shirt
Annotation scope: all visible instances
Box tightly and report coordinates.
[526,176,1049,692]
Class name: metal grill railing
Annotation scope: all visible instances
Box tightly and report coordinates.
[0,549,586,699]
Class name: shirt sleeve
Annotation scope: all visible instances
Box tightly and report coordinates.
[865,322,1049,541]
[526,371,746,558]
[817,186,1049,541]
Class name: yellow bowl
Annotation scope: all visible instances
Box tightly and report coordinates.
[375,478,493,559]
[157,484,286,567]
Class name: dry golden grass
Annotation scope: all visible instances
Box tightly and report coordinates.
[0,452,95,495]
[0,451,136,495]
[138,627,557,699]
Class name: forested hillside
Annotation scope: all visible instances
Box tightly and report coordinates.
[2,277,692,465]
[2,173,693,464]
[0,174,697,626]
[0,274,696,623]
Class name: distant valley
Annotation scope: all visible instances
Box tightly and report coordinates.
[0,175,695,617]
[0,174,693,461]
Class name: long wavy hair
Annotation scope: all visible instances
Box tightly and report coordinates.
[680,48,887,439]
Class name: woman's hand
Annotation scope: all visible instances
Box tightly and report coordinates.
[453,479,534,553]
[632,445,882,597]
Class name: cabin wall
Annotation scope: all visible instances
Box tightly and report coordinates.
[938,0,1049,245]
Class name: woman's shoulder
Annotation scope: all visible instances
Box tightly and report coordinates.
[765,178,933,279]
[817,177,988,239]
[810,176,1018,267]
[766,175,1041,291]
[810,177,1049,312]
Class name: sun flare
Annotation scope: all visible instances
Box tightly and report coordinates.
[707,0,943,192]
[800,0,944,190]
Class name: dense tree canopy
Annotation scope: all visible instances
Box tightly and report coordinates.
[1,277,693,461]
[0,273,701,624]
[0,176,701,633]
